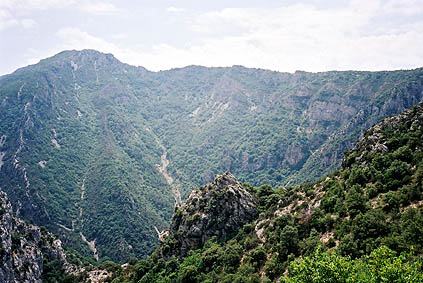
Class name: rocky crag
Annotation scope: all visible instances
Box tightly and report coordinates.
[161,172,258,257]
[0,190,111,282]
[0,190,70,282]
[343,102,423,167]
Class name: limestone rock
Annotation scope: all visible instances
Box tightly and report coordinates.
[0,190,43,282]
[342,102,423,168]
[164,172,258,257]
[0,190,79,282]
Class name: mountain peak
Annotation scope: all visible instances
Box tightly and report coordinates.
[45,49,123,68]
[54,49,116,60]
[212,171,238,188]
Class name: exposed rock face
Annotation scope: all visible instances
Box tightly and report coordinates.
[343,102,423,168]
[165,172,258,257]
[0,190,74,282]
[0,190,43,282]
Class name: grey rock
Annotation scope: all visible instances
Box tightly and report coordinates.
[164,172,258,257]
[0,190,77,282]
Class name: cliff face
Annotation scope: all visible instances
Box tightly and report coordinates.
[162,172,258,257]
[1,190,42,282]
[0,190,73,282]
[343,102,423,168]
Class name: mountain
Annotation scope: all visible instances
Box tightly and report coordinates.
[111,103,423,282]
[0,49,422,262]
[0,50,173,262]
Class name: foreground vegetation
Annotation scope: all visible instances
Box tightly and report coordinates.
[99,245,422,282]
[283,246,423,283]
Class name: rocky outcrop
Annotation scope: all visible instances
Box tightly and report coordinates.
[342,102,423,168]
[0,190,77,282]
[163,172,258,257]
[1,190,43,282]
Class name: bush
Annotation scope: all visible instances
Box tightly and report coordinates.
[282,246,423,283]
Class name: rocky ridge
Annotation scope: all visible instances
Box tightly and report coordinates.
[0,190,110,282]
[0,190,70,282]
[343,102,423,167]
[162,172,258,257]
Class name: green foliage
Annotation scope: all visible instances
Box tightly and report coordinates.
[2,50,423,267]
[99,260,122,273]
[282,246,423,283]
[109,102,423,282]
[41,259,69,283]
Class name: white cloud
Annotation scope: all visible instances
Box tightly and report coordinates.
[0,0,119,14]
[167,7,185,13]
[0,8,18,31]
[144,2,423,72]
[56,27,120,52]
[3,1,423,74]
[21,18,37,29]
[0,0,71,32]
[0,0,118,30]
[0,0,75,10]
[383,0,423,15]
[80,2,119,15]
[111,33,127,40]
[52,0,423,73]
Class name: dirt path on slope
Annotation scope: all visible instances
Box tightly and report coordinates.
[156,138,182,206]
[146,127,182,206]
[80,232,99,261]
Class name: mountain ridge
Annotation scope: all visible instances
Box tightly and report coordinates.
[0,49,423,262]
[6,49,423,78]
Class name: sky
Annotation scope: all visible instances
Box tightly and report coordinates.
[1,0,423,75]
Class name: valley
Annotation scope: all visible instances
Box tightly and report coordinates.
[0,49,422,264]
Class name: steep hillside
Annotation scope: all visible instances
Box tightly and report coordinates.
[156,66,423,188]
[0,190,109,282]
[112,103,423,282]
[0,50,173,262]
[0,50,422,262]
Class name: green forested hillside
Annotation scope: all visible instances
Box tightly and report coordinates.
[0,51,173,262]
[0,50,422,262]
[109,103,423,282]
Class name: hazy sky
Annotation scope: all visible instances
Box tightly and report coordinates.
[1,0,423,75]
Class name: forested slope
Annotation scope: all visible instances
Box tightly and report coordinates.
[110,103,423,282]
[0,49,422,262]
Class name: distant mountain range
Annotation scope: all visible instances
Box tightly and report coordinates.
[0,49,422,262]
